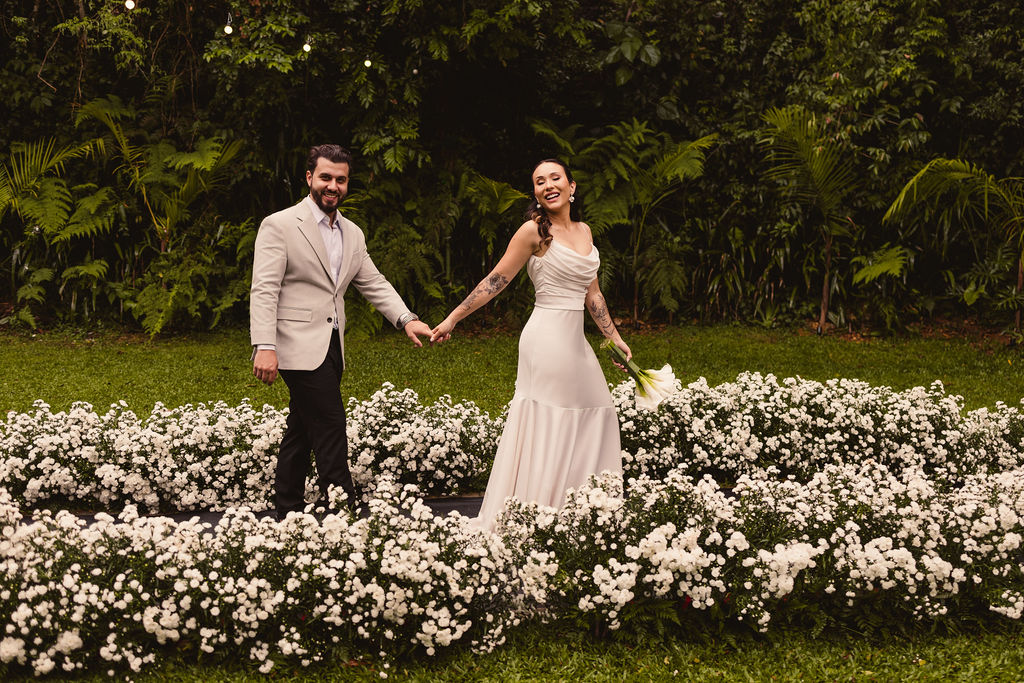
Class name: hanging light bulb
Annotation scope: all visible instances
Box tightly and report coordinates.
[223,12,233,35]
[363,59,372,68]
[124,0,135,9]
[302,38,312,53]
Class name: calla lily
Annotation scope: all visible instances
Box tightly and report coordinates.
[601,339,678,410]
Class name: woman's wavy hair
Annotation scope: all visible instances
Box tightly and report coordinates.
[526,158,582,242]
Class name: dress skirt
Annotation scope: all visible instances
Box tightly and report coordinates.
[474,305,622,530]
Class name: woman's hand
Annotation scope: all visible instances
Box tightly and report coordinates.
[612,338,632,371]
[430,317,457,343]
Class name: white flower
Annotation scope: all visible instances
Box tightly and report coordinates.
[634,365,678,411]
[601,340,678,411]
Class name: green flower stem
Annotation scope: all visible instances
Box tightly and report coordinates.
[600,339,650,392]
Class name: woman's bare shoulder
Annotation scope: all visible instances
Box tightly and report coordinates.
[512,219,543,242]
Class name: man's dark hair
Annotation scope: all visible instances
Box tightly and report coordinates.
[306,144,353,173]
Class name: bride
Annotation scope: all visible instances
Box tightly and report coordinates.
[430,158,631,530]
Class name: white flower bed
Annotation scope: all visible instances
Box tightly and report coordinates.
[0,384,500,513]
[497,461,1024,633]
[615,373,1024,482]
[1,373,1023,676]
[2,462,1022,677]
[347,383,503,496]
[0,400,283,513]
[2,374,1022,513]
[0,480,520,677]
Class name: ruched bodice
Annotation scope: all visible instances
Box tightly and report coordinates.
[527,240,599,310]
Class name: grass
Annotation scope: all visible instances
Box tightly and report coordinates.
[1,323,1022,416]
[3,322,1024,681]
[17,625,1024,682]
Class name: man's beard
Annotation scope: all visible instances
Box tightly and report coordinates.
[312,187,342,214]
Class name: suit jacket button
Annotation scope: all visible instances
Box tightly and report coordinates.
[327,317,333,323]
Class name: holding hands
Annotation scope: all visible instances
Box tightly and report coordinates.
[403,319,436,347]
[429,316,457,344]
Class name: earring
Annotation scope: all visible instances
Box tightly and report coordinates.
[569,194,575,203]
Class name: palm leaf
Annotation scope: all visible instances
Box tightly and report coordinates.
[761,106,857,225]
[884,158,1005,225]
[74,95,138,164]
[1,139,97,222]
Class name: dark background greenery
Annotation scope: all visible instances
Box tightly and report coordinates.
[2,0,1022,336]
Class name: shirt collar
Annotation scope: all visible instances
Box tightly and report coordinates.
[303,195,342,230]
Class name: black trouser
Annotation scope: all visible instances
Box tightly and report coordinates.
[275,330,356,517]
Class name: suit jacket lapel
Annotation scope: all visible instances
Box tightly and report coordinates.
[337,216,357,292]
[295,204,333,283]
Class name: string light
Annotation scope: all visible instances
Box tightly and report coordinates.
[124,0,135,9]
[363,59,372,68]
[223,12,233,35]
[303,37,311,52]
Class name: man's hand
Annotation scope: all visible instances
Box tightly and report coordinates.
[404,320,434,347]
[253,348,279,385]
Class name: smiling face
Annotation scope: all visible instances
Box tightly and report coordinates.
[306,158,350,216]
[532,161,576,214]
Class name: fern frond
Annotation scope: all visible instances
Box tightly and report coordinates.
[852,244,912,284]
[164,137,225,172]
[18,179,73,235]
[61,259,110,283]
[74,95,139,164]
[56,186,117,242]
[463,173,527,215]
[529,119,582,157]
[654,134,718,183]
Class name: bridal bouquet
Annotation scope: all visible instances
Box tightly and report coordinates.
[600,339,678,411]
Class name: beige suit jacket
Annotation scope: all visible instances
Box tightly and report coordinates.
[249,199,411,370]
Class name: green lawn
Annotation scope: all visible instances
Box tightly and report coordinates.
[2,323,1024,681]
[1,323,1022,416]
[20,625,1024,682]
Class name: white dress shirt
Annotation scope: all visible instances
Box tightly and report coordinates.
[304,194,344,288]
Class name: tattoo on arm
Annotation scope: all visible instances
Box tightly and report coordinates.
[459,273,509,313]
[587,294,616,335]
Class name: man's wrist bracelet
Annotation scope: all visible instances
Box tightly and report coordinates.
[397,312,419,329]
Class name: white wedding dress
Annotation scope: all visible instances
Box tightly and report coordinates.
[474,239,622,530]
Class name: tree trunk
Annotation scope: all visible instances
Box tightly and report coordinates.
[817,232,833,335]
[633,278,640,329]
[75,0,87,104]
[1015,255,1023,334]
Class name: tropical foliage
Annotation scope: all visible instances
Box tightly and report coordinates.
[1,0,1023,333]
[885,158,1024,335]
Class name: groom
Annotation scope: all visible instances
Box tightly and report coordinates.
[250,144,434,519]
